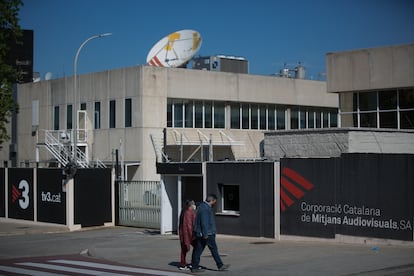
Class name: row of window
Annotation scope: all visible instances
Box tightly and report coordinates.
[53,99,132,130]
[52,98,339,131]
[340,88,414,129]
[167,99,338,130]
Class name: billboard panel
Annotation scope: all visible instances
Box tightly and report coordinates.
[8,169,34,220]
[37,169,66,224]
[280,154,414,241]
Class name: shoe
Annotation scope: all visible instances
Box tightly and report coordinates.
[218,264,230,271]
[179,266,189,271]
[191,267,205,273]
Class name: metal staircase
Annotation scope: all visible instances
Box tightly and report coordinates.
[42,130,106,168]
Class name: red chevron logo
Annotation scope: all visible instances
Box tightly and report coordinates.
[280,167,314,212]
[11,185,21,203]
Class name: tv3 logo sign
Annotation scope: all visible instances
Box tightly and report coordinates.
[11,180,30,209]
[280,167,314,212]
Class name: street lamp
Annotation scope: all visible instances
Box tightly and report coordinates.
[72,33,112,166]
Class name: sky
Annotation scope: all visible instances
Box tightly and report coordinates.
[19,0,414,81]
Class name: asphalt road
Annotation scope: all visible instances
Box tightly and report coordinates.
[1,220,414,275]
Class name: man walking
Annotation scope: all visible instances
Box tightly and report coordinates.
[191,194,230,273]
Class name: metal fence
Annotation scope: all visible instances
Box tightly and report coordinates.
[118,180,161,229]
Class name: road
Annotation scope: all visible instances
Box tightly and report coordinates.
[1,221,414,275]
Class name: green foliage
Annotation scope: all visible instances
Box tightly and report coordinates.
[0,0,23,148]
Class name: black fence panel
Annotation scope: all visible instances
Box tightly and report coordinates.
[0,169,4,217]
[280,158,337,238]
[8,168,34,221]
[74,168,112,227]
[37,169,66,224]
[281,154,414,241]
[207,162,275,238]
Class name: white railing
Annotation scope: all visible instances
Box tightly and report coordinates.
[42,130,106,168]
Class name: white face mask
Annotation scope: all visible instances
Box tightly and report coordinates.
[192,205,196,210]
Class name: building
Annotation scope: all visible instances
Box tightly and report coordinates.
[1,66,338,180]
[5,29,34,84]
[265,43,414,161]
[328,43,414,130]
[262,43,414,243]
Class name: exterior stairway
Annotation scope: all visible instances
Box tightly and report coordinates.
[41,130,106,168]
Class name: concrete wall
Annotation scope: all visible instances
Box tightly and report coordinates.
[264,128,414,160]
[327,43,414,92]
[166,67,336,107]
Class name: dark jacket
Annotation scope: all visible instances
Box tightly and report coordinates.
[193,201,217,237]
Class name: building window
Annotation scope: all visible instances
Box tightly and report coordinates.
[109,100,116,128]
[195,101,203,128]
[167,99,173,127]
[205,101,212,128]
[323,112,329,128]
[330,113,338,127]
[401,111,414,129]
[299,110,307,129]
[54,106,59,130]
[230,103,240,129]
[359,91,377,111]
[174,100,183,128]
[379,111,397,128]
[66,104,72,129]
[242,103,249,129]
[251,104,258,129]
[184,100,193,128]
[277,108,286,129]
[340,88,414,129]
[308,110,315,128]
[214,102,225,128]
[268,106,275,130]
[259,106,267,130]
[94,102,101,129]
[80,102,87,111]
[219,184,240,214]
[125,98,132,127]
[291,108,299,129]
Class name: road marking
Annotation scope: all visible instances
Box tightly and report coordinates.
[50,259,188,275]
[0,255,190,276]
[0,264,68,276]
[18,262,125,275]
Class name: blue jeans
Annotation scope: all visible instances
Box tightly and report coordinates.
[192,234,223,269]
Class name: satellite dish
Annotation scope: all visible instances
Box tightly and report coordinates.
[45,72,53,80]
[147,29,202,68]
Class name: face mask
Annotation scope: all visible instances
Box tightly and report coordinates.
[192,205,196,210]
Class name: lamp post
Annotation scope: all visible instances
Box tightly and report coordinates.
[73,33,112,166]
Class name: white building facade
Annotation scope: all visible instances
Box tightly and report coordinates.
[1,66,338,181]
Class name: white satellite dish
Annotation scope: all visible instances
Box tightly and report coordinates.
[44,72,53,80]
[147,29,202,68]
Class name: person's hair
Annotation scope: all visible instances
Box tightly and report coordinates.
[206,194,217,202]
[179,199,195,227]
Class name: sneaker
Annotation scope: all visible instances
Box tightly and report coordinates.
[191,267,205,273]
[179,266,189,271]
[218,264,230,271]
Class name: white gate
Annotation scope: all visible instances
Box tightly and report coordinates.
[118,181,161,229]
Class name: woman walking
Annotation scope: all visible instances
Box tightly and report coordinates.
[178,199,196,270]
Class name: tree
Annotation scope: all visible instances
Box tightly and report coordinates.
[0,0,23,149]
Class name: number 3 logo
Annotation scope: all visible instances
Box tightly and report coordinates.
[18,180,30,209]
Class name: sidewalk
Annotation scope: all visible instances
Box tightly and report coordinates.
[1,219,414,275]
[0,218,70,236]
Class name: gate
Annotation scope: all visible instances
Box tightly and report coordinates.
[118,181,161,229]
